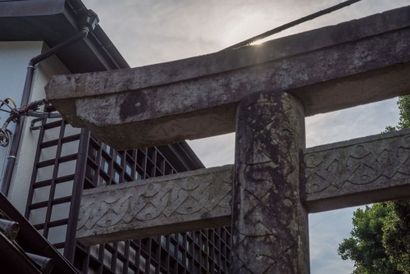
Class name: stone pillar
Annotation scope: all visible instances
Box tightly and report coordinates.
[231,92,309,274]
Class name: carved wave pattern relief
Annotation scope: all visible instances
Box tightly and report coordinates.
[305,133,410,195]
[77,169,232,234]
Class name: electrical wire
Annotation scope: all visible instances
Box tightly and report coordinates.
[222,0,363,51]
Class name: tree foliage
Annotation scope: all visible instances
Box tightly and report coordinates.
[338,204,401,274]
[338,96,410,274]
[398,96,410,129]
[382,200,410,273]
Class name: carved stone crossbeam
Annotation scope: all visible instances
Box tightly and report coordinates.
[305,129,410,212]
[46,6,410,149]
[77,129,410,245]
[77,166,232,245]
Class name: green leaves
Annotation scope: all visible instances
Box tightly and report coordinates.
[382,201,410,274]
[398,96,410,130]
[338,204,400,274]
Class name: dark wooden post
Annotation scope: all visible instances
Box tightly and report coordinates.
[232,91,309,273]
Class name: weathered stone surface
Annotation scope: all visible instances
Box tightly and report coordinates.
[231,92,309,274]
[76,129,410,245]
[76,129,410,246]
[304,129,410,212]
[76,165,232,245]
[46,6,410,149]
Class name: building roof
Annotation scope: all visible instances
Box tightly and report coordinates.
[0,0,203,170]
[0,192,77,274]
[0,0,127,72]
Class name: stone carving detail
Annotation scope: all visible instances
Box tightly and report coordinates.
[77,129,410,245]
[232,92,308,274]
[305,130,410,202]
[77,166,232,244]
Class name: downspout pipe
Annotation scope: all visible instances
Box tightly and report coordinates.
[1,10,99,195]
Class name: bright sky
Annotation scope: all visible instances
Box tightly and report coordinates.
[82,0,409,273]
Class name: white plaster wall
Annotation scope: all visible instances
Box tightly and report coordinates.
[0,42,76,217]
[0,42,43,191]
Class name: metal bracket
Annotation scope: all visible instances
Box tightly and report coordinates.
[30,118,44,131]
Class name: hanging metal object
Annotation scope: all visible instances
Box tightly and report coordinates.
[0,98,61,147]
[0,128,11,147]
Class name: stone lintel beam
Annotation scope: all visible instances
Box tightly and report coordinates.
[304,129,410,213]
[46,6,410,149]
[77,129,410,245]
[76,165,232,245]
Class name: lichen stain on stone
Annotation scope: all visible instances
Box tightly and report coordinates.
[119,92,148,121]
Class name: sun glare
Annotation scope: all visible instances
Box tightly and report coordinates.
[250,39,264,46]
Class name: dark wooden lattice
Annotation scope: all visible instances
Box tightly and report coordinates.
[25,117,231,273]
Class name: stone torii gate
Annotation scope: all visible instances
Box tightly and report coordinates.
[46,6,410,274]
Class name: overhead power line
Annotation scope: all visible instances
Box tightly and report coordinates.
[222,0,363,51]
